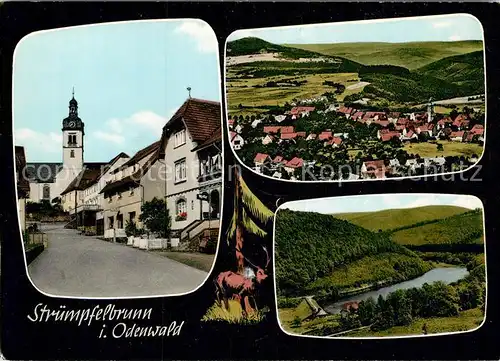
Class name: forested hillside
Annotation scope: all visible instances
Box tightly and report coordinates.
[227,37,322,59]
[275,209,428,296]
[415,51,485,95]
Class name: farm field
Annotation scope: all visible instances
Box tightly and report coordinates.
[287,41,484,70]
[226,71,363,115]
[403,141,483,158]
[345,308,484,337]
[333,205,469,232]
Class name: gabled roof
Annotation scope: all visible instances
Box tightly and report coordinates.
[99,174,139,195]
[351,111,364,119]
[119,141,161,170]
[363,160,386,170]
[280,132,298,140]
[254,153,270,163]
[60,163,107,195]
[374,119,389,127]
[263,126,294,134]
[290,106,315,115]
[162,98,221,143]
[191,126,222,152]
[100,153,161,196]
[381,131,401,142]
[98,152,129,179]
[285,157,304,168]
[273,155,285,164]
[319,131,332,141]
[328,137,343,145]
[450,131,465,138]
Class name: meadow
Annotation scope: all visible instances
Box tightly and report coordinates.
[391,210,484,246]
[345,308,484,337]
[403,141,483,158]
[287,41,484,70]
[333,205,469,232]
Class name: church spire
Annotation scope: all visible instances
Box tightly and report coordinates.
[69,88,78,116]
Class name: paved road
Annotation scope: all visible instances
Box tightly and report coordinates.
[28,224,208,297]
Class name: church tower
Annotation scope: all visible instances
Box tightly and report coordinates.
[427,97,434,123]
[61,88,84,172]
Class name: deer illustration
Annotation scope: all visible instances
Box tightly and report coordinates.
[214,245,270,317]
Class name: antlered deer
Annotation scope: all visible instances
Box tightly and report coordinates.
[214,246,270,316]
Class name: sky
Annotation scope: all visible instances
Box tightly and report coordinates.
[13,19,221,162]
[280,194,483,215]
[227,14,483,44]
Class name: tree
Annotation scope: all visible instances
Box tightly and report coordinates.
[450,109,459,120]
[139,197,171,238]
[227,167,274,273]
[291,316,302,328]
[457,281,483,311]
[358,297,376,326]
[387,290,413,326]
[125,220,144,237]
[437,143,444,152]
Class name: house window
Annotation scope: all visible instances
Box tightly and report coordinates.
[108,216,114,229]
[174,129,186,148]
[117,214,123,228]
[176,198,187,214]
[200,159,209,176]
[42,184,50,200]
[174,159,187,183]
[191,200,194,210]
[129,211,136,222]
[70,150,75,158]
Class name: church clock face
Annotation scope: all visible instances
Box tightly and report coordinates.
[69,121,76,128]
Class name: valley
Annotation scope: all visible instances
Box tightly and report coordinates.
[275,203,485,338]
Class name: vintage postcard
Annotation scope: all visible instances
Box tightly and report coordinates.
[1,2,496,360]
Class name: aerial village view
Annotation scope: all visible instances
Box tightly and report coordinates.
[225,14,486,181]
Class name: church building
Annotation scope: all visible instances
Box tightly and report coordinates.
[26,91,101,204]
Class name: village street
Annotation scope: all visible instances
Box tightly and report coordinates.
[28,224,208,298]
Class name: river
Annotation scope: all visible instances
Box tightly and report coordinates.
[324,267,469,314]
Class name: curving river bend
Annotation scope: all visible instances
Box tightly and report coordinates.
[324,267,469,314]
